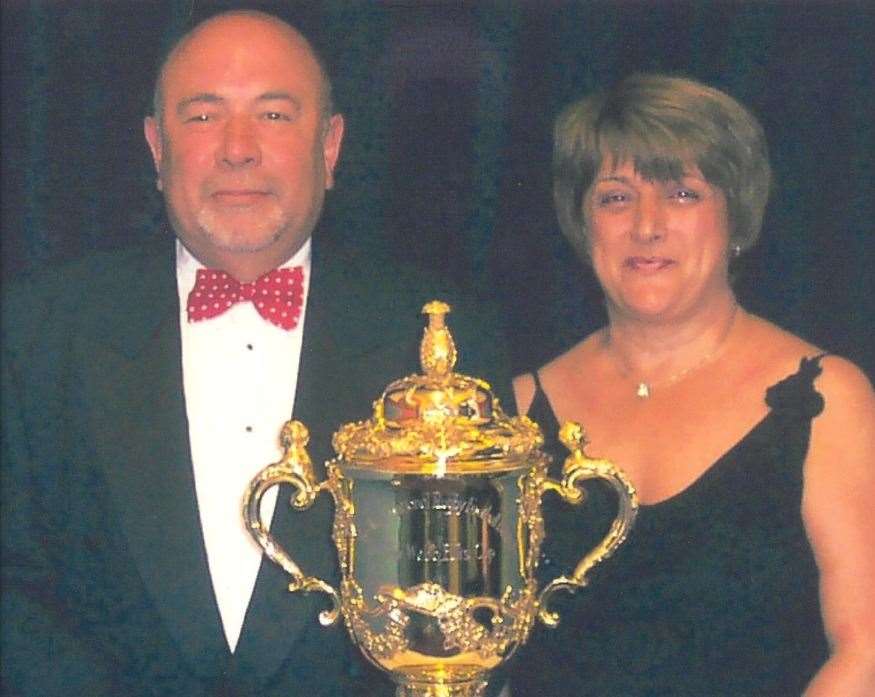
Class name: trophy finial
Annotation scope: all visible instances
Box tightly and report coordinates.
[420,301,456,379]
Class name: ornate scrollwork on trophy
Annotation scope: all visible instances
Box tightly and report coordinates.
[341,578,411,660]
[436,586,537,660]
[338,579,539,666]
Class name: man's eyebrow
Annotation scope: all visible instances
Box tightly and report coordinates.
[176,93,223,114]
[257,92,302,109]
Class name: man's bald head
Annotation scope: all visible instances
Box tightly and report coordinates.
[151,10,334,126]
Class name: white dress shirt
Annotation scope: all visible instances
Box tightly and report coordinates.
[175,239,311,652]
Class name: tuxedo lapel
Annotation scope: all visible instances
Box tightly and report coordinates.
[81,241,228,679]
[76,236,386,684]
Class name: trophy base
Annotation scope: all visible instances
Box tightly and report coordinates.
[395,680,486,697]
[393,665,487,697]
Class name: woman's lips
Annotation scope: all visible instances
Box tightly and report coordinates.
[624,256,675,272]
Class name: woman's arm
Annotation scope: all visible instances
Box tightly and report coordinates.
[803,356,875,696]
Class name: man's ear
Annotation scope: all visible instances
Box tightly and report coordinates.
[143,116,163,191]
[322,113,345,190]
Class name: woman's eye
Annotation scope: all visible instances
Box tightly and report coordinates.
[671,188,700,201]
[597,192,628,206]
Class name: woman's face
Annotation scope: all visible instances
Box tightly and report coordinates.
[583,159,732,323]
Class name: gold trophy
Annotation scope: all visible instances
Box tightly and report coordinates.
[243,301,638,697]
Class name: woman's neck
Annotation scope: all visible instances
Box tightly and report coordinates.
[602,294,741,387]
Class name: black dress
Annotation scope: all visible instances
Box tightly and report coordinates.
[510,356,829,696]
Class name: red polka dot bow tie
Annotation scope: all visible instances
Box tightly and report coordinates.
[186,267,304,331]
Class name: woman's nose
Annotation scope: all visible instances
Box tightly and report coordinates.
[632,193,665,243]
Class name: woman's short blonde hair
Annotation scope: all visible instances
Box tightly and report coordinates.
[553,74,771,259]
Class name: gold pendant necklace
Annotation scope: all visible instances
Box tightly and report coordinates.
[612,304,740,400]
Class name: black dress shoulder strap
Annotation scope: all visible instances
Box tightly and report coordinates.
[764,353,828,420]
[526,370,562,437]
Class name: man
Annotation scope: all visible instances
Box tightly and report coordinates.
[1,10,509,696]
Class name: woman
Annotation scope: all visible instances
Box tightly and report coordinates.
[509,75,875,696]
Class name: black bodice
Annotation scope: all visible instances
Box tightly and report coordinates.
[510,356,829,696]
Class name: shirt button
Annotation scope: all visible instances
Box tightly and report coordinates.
[245,426,253,433]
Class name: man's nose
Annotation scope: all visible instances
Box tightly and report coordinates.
[632,192,665,243]
[218,116,261,168]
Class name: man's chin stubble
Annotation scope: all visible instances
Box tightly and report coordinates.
[195,209,286,254]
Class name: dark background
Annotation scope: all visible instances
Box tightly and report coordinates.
[3,1,873,378]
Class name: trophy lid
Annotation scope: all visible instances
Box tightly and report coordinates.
[331,301,544,475]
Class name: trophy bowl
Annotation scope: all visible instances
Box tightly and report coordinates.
[243,301,638,697]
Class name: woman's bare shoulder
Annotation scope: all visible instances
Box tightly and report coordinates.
[543,332,605,375]
[512,332,604,415]
[813,354,875,424]
[746,313,817,355]
[750,315,868,372]
[745,314,871,394]
[512,373,537,415]
[739,314,827,385]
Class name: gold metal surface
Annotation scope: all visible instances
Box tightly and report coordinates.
[537,422,638,627]
[332,303,541,475]
[242,302,639,696]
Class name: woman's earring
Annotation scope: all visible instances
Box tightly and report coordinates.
[732,244,741,258]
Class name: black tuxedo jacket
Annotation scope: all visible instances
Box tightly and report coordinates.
[1,232,511,697]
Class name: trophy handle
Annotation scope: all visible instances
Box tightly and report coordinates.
[242,420,342,627]
[537,421,639,627]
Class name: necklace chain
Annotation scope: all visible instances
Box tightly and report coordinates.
[609,304,740,399]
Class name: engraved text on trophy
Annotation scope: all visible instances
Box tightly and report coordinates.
[397,479,502,598]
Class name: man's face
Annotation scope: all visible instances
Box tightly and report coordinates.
[144,14,344,281]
